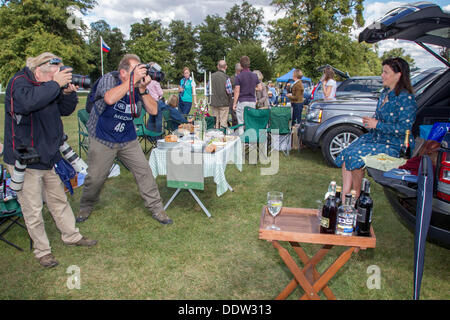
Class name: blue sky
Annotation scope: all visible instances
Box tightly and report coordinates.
[81,0,450,70]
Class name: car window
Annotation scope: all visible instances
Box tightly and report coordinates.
[370,79,383,92]
[339,79,368,92]
[411,71,432,86]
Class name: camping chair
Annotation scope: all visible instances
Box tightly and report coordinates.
[0,166,32,251]
[205,116,217,130]
[230,107,270,162]
[77,109,90,158]
[162,109,185,134]
[133,110,164,154]
[268,107,292,156]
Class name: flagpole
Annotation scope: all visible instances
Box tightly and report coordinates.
[100,36,104,76]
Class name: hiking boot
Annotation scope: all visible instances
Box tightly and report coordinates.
[38,254,59,268]
[64,236,98,247]
[76,210,91,223]
[152,211,173,225]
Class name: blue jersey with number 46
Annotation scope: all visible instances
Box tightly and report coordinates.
[95,89,140,144]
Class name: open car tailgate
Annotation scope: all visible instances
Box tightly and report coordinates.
[366,167,418,198]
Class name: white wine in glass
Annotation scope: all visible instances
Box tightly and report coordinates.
[267,191,283,230]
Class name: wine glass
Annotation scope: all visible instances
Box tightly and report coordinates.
[267,191,283,230]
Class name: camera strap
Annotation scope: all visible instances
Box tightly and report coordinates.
[128,67,139,118]
[9,74,40,150]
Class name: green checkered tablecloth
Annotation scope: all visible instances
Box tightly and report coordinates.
[149,138,243,197]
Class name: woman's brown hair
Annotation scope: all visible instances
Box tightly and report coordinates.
[382,57,414,95]
[167,94,179,108]
[323,66,335,82]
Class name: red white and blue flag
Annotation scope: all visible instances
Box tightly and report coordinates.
[101,37,110,53]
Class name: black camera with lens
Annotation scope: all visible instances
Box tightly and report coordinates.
[10,146,40,192]
[140,63,165,82]
[13,146,40,166]
[60,66,91,89]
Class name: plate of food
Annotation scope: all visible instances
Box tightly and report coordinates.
[157,135,181,149]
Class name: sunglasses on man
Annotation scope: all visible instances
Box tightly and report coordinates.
[38,58,62,67]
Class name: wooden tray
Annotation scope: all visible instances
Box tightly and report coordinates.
[259,206,376,249]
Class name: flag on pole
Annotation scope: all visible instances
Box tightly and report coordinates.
[101,37,110,53]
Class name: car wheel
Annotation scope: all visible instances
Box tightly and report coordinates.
[321,126,364,168]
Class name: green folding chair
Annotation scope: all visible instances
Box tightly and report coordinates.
[162,109,185,134]
[134,110,164,154]
[268,107,292,156]
[205,116,217,130]
[77,109,90,158]
[237,107,270,161]
[0,165,32,252]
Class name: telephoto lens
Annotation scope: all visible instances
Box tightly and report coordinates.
[9,160,27,192]
[59,66,91,89]
[59,136,88,174]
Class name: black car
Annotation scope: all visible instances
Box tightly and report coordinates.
[359,1,450,247]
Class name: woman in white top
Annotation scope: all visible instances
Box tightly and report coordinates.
[323,66,337,101]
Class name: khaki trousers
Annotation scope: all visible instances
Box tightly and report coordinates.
[210,106,229,129]
[236,101,256,135]
[6,165,82,259]
[80,138,165,217]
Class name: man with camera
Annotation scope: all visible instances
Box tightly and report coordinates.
[3,52,97,268]
[77,54,172,225]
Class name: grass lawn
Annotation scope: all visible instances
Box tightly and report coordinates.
[0,95,449,300]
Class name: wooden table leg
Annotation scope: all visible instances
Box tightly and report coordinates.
[272,241,321,300]
[299,246,356,300]
[290,242,336,300]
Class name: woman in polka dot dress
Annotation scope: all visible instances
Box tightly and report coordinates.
[335,57,417,199]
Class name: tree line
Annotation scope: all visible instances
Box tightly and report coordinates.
[0,0,415,86]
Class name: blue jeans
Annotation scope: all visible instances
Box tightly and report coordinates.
[178,100,192,115]
[291,102,303,125]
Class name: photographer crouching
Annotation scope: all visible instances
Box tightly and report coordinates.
[3,52,97,268]
[77,54,172,225]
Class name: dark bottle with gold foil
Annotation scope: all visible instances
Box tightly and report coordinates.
[399,129,411,159]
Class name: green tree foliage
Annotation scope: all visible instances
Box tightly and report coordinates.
[126,18,172,83]
[87,20,126,81]
[168,20,198,83]
[0,0,96,85]
[224,1,264,43]
[226,41,272,81]
[268,0,380,80]
[197,15,233,73]
[381,48,416,69]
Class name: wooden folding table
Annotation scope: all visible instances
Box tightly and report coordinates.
[259,206,376,300]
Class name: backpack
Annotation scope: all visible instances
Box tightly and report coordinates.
[85,71,120,113]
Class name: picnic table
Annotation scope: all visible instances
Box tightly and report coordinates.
[259,206,376,300]
[149,137,242,197]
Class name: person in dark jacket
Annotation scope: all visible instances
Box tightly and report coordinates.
[3,52,97,268]
[147,95,192,133]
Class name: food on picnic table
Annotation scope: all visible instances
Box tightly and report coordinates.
[164,135,178,142]
[205,144,217,153]
[178,123,194,133]
[224,135,237,142]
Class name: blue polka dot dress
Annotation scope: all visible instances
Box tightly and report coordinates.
[335,88,417,170]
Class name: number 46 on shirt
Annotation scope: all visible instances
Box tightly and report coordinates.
[114,122,125,133]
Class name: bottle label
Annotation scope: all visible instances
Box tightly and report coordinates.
[358,208,372,223]
[320,217,329,228]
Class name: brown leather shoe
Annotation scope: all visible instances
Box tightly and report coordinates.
[38,254,59,268]
[64,236,98,247]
